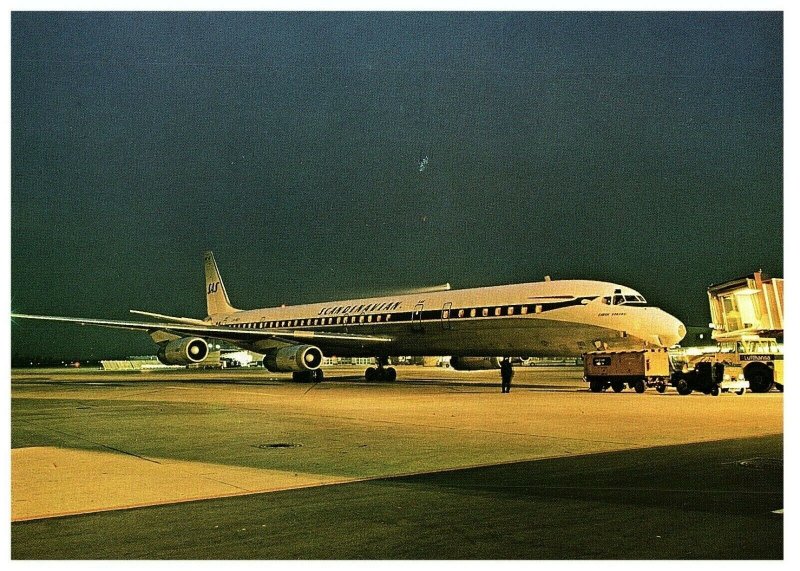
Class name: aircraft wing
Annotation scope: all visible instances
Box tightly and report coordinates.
[10,313,393,347]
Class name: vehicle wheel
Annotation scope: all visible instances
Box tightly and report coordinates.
[385,367,397,381]
[589,379,604,393]
[676,379,692,396]
[612,382,624,393]
[745,365,774,393]
[656,384,666,394]
[365,367,377,382]
[633,380,646,394]
[736,388,746,396]
[710,386,720,396]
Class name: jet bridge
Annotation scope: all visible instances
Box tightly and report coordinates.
[708,271,783,342]
[704,271,783,392]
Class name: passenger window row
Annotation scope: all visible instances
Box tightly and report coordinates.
[227,313,396,329]
[225,302,555,329]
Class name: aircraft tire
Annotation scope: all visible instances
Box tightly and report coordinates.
[292,371,314,383]
[775,383,783,393]
[313,369,324,383]
[746,365,774,393]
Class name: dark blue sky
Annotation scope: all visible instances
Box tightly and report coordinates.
[11,12,783,359]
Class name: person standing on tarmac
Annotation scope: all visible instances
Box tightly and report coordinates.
[500,358,514,393]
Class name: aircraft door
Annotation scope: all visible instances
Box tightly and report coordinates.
[412,302,424,332]
[441,302,453,330]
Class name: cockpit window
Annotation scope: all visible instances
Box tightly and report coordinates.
[603,293,647,306]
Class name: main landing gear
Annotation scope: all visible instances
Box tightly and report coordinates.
[292,369,324,383]
[365,356,397,382]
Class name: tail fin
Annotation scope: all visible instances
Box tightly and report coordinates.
[204,251,238,316]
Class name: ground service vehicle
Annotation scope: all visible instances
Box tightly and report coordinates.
[584,348,671,393]
[713,337,783,392]
[671,359,748,396]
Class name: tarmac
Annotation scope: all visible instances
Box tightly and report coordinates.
[10,364,784,559]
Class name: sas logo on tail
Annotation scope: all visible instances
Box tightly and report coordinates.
[207,282,220,294]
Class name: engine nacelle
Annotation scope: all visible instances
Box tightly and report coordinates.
[449,356,502,371]
[157,337,209,365]
[263,345,323,372]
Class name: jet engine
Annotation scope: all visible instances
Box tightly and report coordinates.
[449,356,502,371]
[263,345,323,372]
[157,337,209,365]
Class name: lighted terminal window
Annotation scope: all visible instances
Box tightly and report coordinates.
[507,307,514,316]
[482,308,489,317]
[521,306,528,315]
[494,307,502,316]
[470,308,477,317]
[386,314,392,321]
[458,309,465,318]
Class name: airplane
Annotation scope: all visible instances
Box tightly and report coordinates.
[12,251,686,382]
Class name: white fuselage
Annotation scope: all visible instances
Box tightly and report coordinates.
[212,280,686,358]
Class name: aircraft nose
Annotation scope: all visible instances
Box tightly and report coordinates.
[658,312,686,347]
